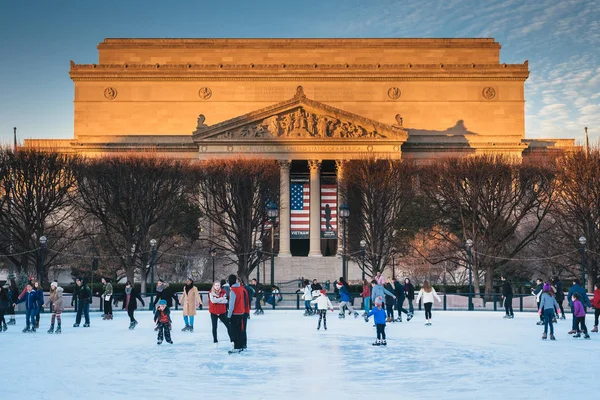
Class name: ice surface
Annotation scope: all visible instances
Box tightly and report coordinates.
[3,309,599,399]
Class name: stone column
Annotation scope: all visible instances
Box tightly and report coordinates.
[278,160,292,257]
[336,160,346,256]
[308,160,322,257]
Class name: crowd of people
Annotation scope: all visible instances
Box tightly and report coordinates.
[1,271,598,349]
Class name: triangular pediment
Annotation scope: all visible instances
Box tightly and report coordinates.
[192,86,407,142]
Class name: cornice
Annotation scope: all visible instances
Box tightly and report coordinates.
[71,77,527,82]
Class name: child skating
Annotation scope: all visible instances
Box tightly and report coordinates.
[310,290,334,330]
[154,299,173,345]
[416,281,441,326]
[571,293,590,339]
[364,296,387,346]
[538,283,559,340]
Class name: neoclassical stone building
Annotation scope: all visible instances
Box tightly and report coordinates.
[25,38,573,280]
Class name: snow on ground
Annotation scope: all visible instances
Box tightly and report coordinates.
[3,309,599,400]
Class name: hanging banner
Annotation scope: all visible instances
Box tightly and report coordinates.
[290,177,310,239]
[320,184,337,239]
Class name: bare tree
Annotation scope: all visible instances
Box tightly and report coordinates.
[419,155,555,296]
[75,155,201,292]
[342,158,419,276]
[195,159,279,283]
[0,149,80,284]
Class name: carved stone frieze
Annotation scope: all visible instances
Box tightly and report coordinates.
[482,87,496,99]
[198,87,212,99]
[104,87,117,100]
[388,87,401,99]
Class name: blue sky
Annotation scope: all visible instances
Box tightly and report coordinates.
[0,0,598,144]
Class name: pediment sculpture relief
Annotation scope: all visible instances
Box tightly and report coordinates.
[213,107,391,140]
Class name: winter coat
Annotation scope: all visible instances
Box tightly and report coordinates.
[393,280,405,302]
[383,283,396,305]
[532,284,543,302]
[154,283,178,308]
[77,285,92,304]
[404,282,415,300]
[367,307,387,325]
[573,299,586,317]
[371,284,394,303]
[311,293,334,310]
[102,283,113,300]
[568,284,591,308]
[180,285,201,316]
[361,284,370,299]
[0,290,9,310]
[209,289,228,315]
[35,288,44,307]
[539,292,559,311]
[338,285,351,302]
[302,286,313,301]
[154,307,172,324]
[502,281,513,297]
[311,282,323,292]
[416,287,441,304]
[123,289,145,311]
[375,275,386,286]
[591,289,600,309]
[15,290,40,310]
[45,287,64,313]
[553,280,564,301]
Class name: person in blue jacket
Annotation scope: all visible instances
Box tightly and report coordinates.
[365,296,387,346]
[336,278,358,319]
[567,279,591,334]
[33,281,45,328]
[13,283,41,332]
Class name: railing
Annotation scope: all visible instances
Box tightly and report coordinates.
[14,291,589,313]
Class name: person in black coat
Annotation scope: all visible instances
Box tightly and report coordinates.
[531,279,544,325]
[501,275,514,319]
[404,278,415,314]
[74,279,92,328]
[393,277,412,321]
[122,281,145,329]
[551,276,566,319]
[153,279,179,309]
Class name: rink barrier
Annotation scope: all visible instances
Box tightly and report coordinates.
[12,291,590,314]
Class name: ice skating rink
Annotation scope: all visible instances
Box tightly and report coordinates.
[4,310,598,399]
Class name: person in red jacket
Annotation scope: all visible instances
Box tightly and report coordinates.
[208,280,231,347]
[592,283,600,333]
[227,274,249,354]
[361,278,371,317]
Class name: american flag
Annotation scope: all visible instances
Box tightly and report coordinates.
[291,182,310,237]
[320,184,337,235]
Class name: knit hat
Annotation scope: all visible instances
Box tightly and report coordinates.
[158,299,167,306]
[374,296,383,306]
[543,283,551,291]
[320,289,327,296]
[50,282,58,288]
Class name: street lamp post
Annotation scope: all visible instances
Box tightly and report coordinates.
[466,239,473,311]
[339,203,350,281]
[391,249,396,279]
[149,239,157,310]
[39,236,47,286]
[579,236,586,289]
[210,248,217,283]
[266,201,278,286]
[255,240,263,284]
[360,239,366,280]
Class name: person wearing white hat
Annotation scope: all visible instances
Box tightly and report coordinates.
[45,282,64,334]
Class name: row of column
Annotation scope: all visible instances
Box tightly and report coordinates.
[278,160,345,258]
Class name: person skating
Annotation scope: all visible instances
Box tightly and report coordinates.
[98,278,113,320]
[567,279,591,334]
[71,278,81,313]
[311,289,334,330]
[501,275,514,319]
[539,283,559,340]
[13,283,41,332]
[301,279,314,316]
[571,292,590,339]
[6,279,18,325]
[154,299,173,345]
[250,279,264,315]
[384,277,396,322]
[365,296,387,346]
[45,282,64,334]
[122,281,145,329]
[370,279,395,317]
[531,279,544,325]
[208,280,231,347]
[591,283,600,333]
[179,278,202,332]
[404,278,415,315]
[33,281,44,329]
[311,279,323,314]
[227,274,249,354]
[336,278,358,319]
[73,278,92,328]
[416,281,441,326]
[153,279,179,310]
[552,276,566,319]
[0,284,10,332]
[361,279,371,317]
[393,277,412,322]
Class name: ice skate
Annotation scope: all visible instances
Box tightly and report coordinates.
[362,311,368,317]
[101,314,107,320]
[324,321,327,330]
[317,320,321,330]
[568,330,576,334]
[83,323,90,328]
[503,315,510,319]
[47,326,54,334]
[228,348,243,354]
[509,315,514,319]
[353,312,359,319]
[395,317,402,322]
[31,327,36,332]
[182,325,190,332]
[214,342,219,348]
[338,313,345,319]
[166,339,173,344]
[55,326,61,334]
[73,323,79,327]
[407,313,414,322]
[188,326,193,333]
[560,314,566,320]
[157,340,163,345]
[381,340,387,346]
[372,339,381,346]
[550,333,555,340]
[542,332,547,340]
[573,333,581,338]
[7,318,16,325]
[131,320,138,330]
[552,317,557,323]
[584,334,590,339]
[536,321,543,325]
[22,327,30,333]
[592,326,598,333]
